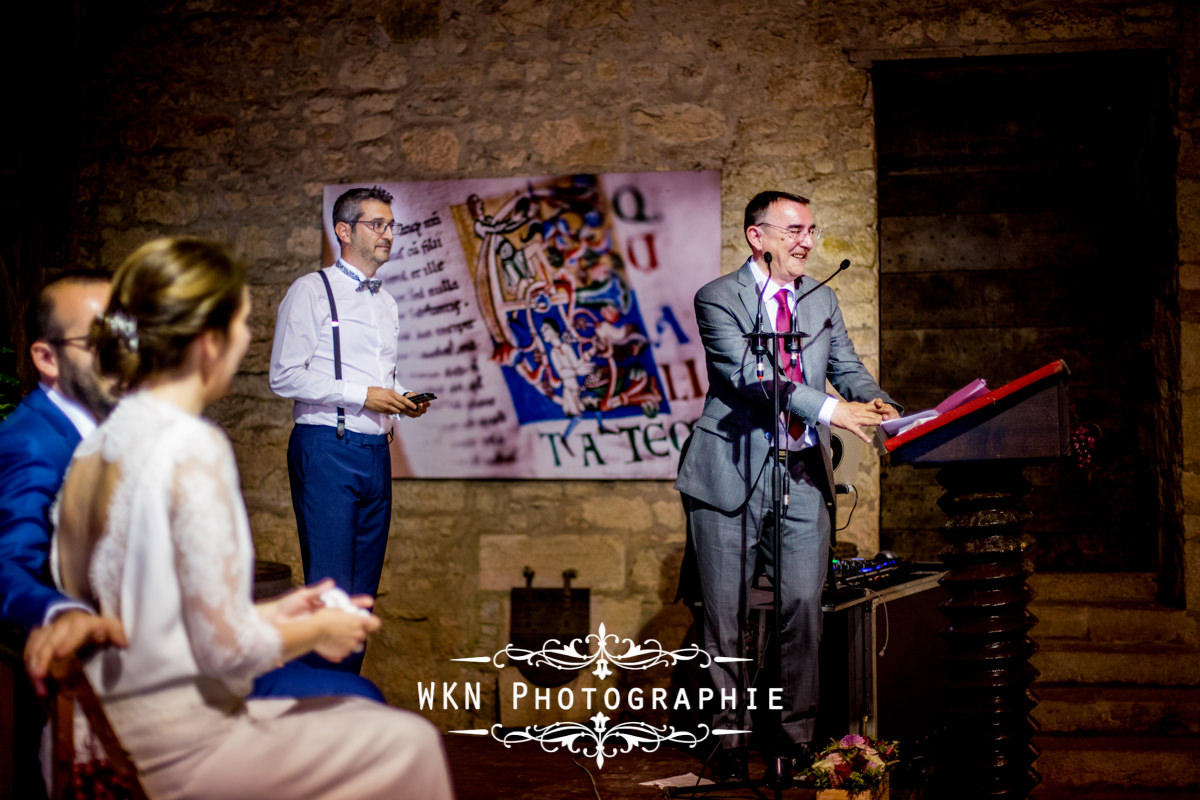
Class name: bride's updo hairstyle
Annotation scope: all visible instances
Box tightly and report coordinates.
[93,237,246,389]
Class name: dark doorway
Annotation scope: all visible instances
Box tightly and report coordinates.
[875,52,1178,574]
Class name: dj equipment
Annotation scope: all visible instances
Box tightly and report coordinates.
[830,551,910,590]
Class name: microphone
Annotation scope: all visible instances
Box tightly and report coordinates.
[785,259,850,361]
[753,252,773,380]
[786,262,800,356]
[795,259,851,304]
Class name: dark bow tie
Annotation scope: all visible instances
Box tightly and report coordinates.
[336,262,383,294]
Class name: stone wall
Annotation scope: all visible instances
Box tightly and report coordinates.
[68,0,1197,723]
[1176,5,1200,612]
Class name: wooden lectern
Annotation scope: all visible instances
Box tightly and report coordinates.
[881,360,1071,800]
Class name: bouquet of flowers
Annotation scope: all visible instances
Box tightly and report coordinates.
[803,734,898,796]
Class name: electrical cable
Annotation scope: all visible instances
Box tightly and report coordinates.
[836,485,859,531]
[861,585,891,657]
[572,755,603,800]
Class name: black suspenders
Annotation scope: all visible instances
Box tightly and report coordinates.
[318,270,346,439]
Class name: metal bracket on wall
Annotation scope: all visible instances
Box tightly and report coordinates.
[509,566,590,688]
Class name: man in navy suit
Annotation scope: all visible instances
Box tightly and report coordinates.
[8,274,395,688]
[1,271,125,798]
[675,191,899,780]
[2,272,123,654]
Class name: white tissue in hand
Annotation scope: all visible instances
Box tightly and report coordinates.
[320,586,371,617]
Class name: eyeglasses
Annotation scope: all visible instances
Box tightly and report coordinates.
[47,335,91,349]
[349,219,399,235]
[757,222,823,242]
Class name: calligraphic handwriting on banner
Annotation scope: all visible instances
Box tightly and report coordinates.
[653,306,689,349]
[610,185,662,224]
[624,233,659,272]
[612,185,660,272]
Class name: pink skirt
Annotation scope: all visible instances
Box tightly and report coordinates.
[103,681,454,800]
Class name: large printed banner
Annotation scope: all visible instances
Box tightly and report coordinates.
[322,171,720,479]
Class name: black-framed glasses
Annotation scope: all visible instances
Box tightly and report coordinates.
[349,219,399,235]
[757,222,823,242]
[46,335,91,349]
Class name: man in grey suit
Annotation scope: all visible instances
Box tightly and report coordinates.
[675,190,900,779]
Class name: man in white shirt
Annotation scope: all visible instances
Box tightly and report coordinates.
[270,186,429,674]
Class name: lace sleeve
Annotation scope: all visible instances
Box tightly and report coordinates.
[168,422,281,687]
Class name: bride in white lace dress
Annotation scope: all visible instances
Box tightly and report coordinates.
[52,238,454,799]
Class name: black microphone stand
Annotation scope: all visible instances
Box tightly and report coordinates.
[762,254,801,800]
[758,304,807,796]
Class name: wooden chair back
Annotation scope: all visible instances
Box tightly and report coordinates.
[45,654,148,800]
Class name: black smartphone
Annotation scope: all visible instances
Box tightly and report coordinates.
[408,392,437,404]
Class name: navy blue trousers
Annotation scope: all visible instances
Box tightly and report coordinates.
[287,423,392,674]
[251,660,385,702]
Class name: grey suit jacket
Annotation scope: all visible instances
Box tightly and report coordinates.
[675,258,898,514]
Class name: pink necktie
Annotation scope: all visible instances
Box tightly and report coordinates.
[775,288,807,441]
[773,288,803,382]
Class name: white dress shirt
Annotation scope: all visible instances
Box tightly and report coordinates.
[39,384,97,625]
[42,383,98,440]
[269,260,408,436]
[748,258,837,449]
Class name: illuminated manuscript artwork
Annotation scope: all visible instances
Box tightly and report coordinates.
[321,172,719,478]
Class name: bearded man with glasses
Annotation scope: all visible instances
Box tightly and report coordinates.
[1,272,119,641]
[270,185,430,675]
[0,272,124,798]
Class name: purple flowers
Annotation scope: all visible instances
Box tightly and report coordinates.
[803,734,899,794]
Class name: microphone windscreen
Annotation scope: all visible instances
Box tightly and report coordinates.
[840,259,851,270]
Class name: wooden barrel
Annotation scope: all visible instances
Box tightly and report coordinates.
[253,560,294,600]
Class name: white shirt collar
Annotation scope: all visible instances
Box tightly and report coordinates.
[747,256,795,294]
[40,383,97,438]
[747,257,798,323]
